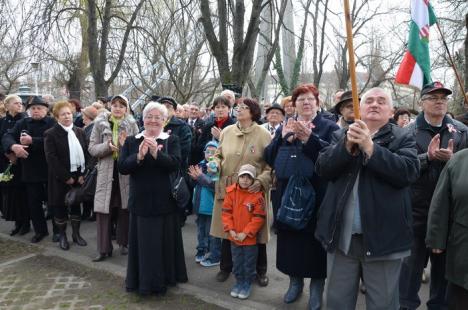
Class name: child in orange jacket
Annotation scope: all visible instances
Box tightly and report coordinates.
[221,164,266,299]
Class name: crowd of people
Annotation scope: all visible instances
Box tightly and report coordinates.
[0,82,467,309]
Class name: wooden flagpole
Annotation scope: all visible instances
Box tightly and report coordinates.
[343,0,360,119]
[436,22,468,105]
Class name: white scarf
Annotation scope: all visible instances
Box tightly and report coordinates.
[60,124,86,173]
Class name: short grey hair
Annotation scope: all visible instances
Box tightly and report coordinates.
[143,101,168,120]
[221,89,235,99]
[360,87,393,108]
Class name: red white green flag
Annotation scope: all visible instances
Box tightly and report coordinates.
[395,0,437,89]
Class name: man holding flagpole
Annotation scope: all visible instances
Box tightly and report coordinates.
[315,87,420,309]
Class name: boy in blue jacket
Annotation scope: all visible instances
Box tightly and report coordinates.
[188,141,221,267]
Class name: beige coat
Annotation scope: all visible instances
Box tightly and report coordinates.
[88,111,139,214]
[210,122,272,243]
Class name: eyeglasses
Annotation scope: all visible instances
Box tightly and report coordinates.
[144,115,164,121]
[204,150,216,155]
[237,104,250,110]
[421,95,449,102]
[296,97,316,103]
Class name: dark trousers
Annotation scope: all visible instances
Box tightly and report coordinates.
[54,204,81,221]
[25,183,48,235]
[220,238,267,275]
[448,282,468,310]
[231,243,258,284]
[96,207,129,254]
[399,233,448,309]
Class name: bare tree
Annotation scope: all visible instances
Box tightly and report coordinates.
[199,0,267,92]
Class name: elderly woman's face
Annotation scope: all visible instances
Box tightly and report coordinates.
[143,109,165,132]
[110,100,127,119]
[57,106,73,127]
[236,102,252,122]
[295,92,318,118]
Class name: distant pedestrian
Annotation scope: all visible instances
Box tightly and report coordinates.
[399,82,468,309]
[426,148,468,310]
[264,83,338,309]
[0,95,28,236]
[188,141,221,267]
[44,101,88,251]
[119,101,187,295]
[315,87,420,309]
[88,95,139,261]
[209,98,272,287]
[222,164,266,300]
[2,96,56,243]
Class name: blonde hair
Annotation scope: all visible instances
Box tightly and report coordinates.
[52,101,73,119]
[4,94,22,106]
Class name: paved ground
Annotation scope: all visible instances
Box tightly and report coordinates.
[0,215,430,309]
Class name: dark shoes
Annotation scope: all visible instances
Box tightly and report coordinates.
[10,223,30,236]
[92,251,112,262]
[71,218,87,247]
[284,277,304,303]
[52,233,60,243]
[31,232,49,243]
[59,234,70,251]
[216,271,230,282]
[10,226,21,236]
[18,225,31,236]
[256,273,269,287]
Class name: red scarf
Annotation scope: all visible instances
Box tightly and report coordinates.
[215,117,229,129]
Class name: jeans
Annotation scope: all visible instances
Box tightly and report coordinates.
[221,239,267,274]
[231,243,258,284]
[399,233,448,310]
[196,214,221,261]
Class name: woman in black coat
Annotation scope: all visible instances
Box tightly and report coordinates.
[118,101,187,295]
[0,95,28,235]
[44,101,88,250]
[264,84,338,310]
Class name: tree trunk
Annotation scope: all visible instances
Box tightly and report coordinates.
[282,0,296,82]
[465,12,468,92]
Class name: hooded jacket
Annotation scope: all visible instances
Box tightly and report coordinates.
[222,184,266,246]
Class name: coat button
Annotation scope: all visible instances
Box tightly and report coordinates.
[366,251,371,256]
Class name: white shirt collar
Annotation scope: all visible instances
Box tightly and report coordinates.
[135,130,170,140]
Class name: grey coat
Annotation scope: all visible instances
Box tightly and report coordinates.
[88,111,139,214]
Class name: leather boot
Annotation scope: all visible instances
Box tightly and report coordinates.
[70,216,87,246]
[56,219,69,251]
[283,276,304,303]
[308,278,325,310]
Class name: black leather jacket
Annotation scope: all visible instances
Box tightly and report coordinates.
[405,113,468,236]
[315,123,420,257]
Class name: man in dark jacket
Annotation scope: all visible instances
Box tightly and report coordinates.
[2,96,56,243]
[315,87,420,309]
[399,82,468,310]
[160,96,192,224]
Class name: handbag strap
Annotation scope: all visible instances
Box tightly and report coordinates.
[280,133,303,175]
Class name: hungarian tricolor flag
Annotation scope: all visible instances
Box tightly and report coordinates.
[395,0,437,89]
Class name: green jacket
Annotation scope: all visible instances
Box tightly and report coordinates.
[426,148,468,290]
